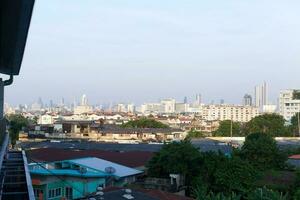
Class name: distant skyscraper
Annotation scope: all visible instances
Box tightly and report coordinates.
[81,94,88,106]
[195,94,201,105]
[61,97,65,106]
[184,96,188,104]
[243,94,252,106]
[38,97,43,108]
[220,99,225,104]
[255,82,268,108]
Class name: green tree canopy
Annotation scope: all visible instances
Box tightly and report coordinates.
[214,157,259,194]
[147,140,202,195]
[121,118,169,128]
[6,114,29,145]
[243,114,288,137]
[290,112,300,136]
[186,130,204,139]
[213,120,242,137]
[240,133,286,170]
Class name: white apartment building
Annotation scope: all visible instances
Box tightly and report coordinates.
[38,114,54,125]
[279,89,300,121]
[161,99,176,113]
[73,105,93,114]
[140,103,162,114]
[175,103,189,113]
[201,104,259,122]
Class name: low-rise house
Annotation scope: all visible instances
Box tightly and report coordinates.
[98,125,187,142]
[30,157,143,200]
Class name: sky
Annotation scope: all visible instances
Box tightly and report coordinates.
[4,0,300,106]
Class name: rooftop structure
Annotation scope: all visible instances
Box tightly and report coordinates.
[29,157,143,199]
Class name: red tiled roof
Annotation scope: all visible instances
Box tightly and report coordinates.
[289,154,300,159]
[26,148,153,168]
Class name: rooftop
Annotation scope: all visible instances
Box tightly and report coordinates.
[27,148,154,168]
[68,157,143,178]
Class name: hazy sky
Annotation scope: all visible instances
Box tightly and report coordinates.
[4,0,300,106]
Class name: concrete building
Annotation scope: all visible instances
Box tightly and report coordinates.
[38,114,54,125]
[30,157,142,200]
[175,103,189,113]
[279,89,300,121]
[202,104,259,122]
[161,99,176,113]
[243,94,252,106]
[255,82,268,108]
[262,104,277,114]
[140,103,162,114]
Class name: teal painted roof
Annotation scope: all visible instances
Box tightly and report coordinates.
[30,168,108,178]
[68,157,143,178]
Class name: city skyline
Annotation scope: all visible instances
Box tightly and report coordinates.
[3,0,300,105]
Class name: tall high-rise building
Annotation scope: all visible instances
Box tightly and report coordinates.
[243,94,252,106]
[184,96,188,104]
[255,82,268,108]
[38,97,44,108]
[81,94,88,106]
[195,94,201,105]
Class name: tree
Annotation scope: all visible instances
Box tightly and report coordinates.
[213,120,242,137]
[243,114,288,137]
[147,140,202,194]
[186,130,204,139]
[121,118,169,128]
[7,114,29,145]
[290,112,300,136]
[240,133,286,170]
[214,157,259,194]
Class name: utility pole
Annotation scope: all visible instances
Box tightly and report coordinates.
[298,112,300,137]
[230,117,233,147]
[230,119,233,138]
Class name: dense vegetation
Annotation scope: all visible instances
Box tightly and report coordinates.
[186,130,204,139]
[213,113,298,137]
[290,113,300,136]
[121,118,169,128]
[212,120,242,137]
[147,133,300,199]
[6,114,30,145]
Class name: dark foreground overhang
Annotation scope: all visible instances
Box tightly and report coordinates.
[0,0,35,75]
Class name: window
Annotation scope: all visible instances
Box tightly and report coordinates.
[65,187,73,200]
[34,188,43,198]
[48,188,61,199]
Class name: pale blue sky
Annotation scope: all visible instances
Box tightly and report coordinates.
[4,0,300,105]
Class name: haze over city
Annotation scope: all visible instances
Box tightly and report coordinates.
[4,0,300,105]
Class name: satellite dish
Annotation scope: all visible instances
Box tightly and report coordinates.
[105,166,116,174]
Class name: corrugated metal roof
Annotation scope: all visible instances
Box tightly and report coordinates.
[69,157,143,178]
[30,168,108,178]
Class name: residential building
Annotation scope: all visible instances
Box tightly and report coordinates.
[243,94,252,106]
[30,157,142,200]
[279,89,300,121]
[175,103,189,113]
[161,99,176,113]
[202,104,259,122]
[38,114,54,125]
